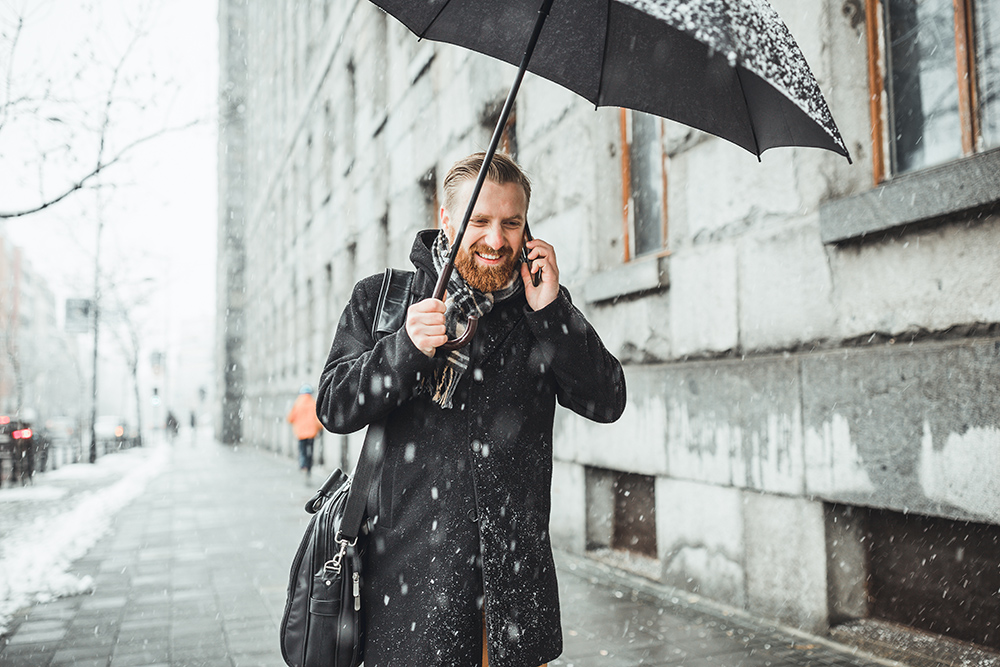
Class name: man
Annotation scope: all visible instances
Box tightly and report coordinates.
[317,152,625,667]
[286,384,322,482]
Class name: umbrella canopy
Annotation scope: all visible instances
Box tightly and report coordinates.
[373,0,851,350]
[371,0,850,160]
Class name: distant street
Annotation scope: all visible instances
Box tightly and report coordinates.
[1,431,895,667]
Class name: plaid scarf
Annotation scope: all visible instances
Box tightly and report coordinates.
[421,230,523,408]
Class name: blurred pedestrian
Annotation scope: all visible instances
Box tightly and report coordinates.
[165,411,179,441]
[286,385,322,483]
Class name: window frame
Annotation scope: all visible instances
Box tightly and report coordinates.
[619,109,670,262]
[867,0,984,184]
[818,0,1000,245]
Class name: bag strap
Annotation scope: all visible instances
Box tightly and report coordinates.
[373,268,414,341]
[337,420,384,542]
[338,269,412,541]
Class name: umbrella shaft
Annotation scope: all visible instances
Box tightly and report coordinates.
[433,0,556,301]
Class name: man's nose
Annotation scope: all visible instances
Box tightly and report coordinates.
[484,223,504,249]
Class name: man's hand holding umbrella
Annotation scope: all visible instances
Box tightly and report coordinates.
[406,298,448,358]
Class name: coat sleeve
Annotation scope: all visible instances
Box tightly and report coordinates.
[524,287,626,423]
[316,276,438,434]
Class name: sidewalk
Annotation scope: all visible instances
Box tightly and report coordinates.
[554,553,889,667]
[0,432,899,667]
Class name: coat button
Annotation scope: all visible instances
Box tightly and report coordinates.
[468,507,480,523]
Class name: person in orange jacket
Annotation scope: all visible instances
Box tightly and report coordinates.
[286,384,323,482]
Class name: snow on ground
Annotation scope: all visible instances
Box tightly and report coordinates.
[0,486,68,502]
[0,443,169,636]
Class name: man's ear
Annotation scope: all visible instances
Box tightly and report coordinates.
[440,205,455,241]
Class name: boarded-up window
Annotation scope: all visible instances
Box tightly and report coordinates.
[586,466,656,559]
[866,508,1000,650]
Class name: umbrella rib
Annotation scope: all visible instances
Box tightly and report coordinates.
[594,0,613,107]
[734,67,762,161]
[418,0,457,40]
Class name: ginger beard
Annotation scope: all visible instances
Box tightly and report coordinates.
[454,241,518,293]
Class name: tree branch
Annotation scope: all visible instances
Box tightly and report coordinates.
[0,118,202,219]
[0,14,24,137]
[2,2,197,221]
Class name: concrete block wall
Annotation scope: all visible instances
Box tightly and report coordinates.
[553,337,1000,628]
[220,0,1000,635]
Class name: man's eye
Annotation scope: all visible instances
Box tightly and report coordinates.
[503,220,523,228]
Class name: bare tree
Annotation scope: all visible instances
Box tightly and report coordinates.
[0,304,24,417]
[104,273,158,450]
[0,1,201,220]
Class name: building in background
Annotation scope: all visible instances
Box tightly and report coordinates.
[216,0,1000,653]
[0,233,85,427]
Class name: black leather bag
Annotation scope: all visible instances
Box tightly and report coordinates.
[280,269,407,667]
[280,468,365,667]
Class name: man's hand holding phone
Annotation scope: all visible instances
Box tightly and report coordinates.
[521,237,559,311]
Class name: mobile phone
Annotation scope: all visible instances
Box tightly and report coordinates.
[522,223,541,287]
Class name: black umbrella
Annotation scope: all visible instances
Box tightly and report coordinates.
[373,0,852,350]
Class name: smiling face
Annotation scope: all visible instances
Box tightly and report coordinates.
[441,178,528,293]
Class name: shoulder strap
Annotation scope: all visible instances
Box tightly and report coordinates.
[338,421,385,542]
[338,269,412,540]
[372,268,414,341]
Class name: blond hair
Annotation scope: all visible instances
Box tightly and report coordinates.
[442,152,531,217]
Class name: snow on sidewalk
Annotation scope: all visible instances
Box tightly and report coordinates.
[0,443,169,636]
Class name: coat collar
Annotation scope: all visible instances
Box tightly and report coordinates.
[410,229,439,280]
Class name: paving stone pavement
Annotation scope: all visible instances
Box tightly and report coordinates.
[0,432,895,667]
[553,553,892,667]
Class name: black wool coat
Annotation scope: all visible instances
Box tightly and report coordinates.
[316,231,626,667]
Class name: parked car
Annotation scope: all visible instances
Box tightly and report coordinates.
[44,415,82,465]
[94,415,131,453]
[0,415,36,486]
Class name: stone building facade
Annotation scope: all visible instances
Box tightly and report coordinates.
[217,0,1000,646]
[0,234,82,423]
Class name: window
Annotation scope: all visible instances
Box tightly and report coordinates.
[585,466,657,559]
[500,111,518,158]
[306,277,315,372]
[419,168,438,229]
[481,101,518,159]
[620,109,668,261]
[870,0,999,179]
[864,507,1000,650]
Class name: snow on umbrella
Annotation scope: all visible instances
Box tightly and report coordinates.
[370,0,851,348]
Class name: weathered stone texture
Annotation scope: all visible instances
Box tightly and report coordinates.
[738,219,837,350]
[802,338,1000,524]
[663,355,804,494]
[744,493,829,632]
[669,244,739,357]
[550,461,587,554]
[829,219,1000,338]
[554,365,669,476]
[656,478,746,607]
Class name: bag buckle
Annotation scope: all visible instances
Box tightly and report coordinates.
[319,536,357,576]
